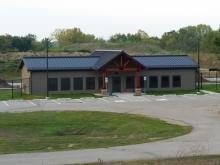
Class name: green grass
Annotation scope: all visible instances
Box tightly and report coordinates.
[145,89,200,96]
[0,111,191,154]
[0,90,44,100]
[84,155,220,165]
[0,90,101,100]
[202,84,220,93]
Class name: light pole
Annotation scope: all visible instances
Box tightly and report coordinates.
[197,38,201,92]
[45,38,49,98]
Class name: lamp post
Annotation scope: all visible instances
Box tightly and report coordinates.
[45,38,49,98]
[197,37,201,92]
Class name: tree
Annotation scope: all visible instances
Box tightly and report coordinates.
[11,34,37,51]
[160,31,179,50]
[109,30,149,43]
[0,35,12,52]
[160,24,214,52]
[52,28,96,44]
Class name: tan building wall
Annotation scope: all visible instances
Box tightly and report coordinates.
[21,65,31,94]
[140,69,196,90]
[106,69,196,92]
[29,69,196,95]
[31,71,100,95]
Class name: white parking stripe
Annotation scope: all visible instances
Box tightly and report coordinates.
[75,99,84,103]
[98,98,109,102]
[156,98,167,102]
[52,100,61,105]
[114,100,125,103]
[3,101,9,106]
[28,100,36,106]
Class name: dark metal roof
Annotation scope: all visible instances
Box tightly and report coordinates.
[91,50,124,70]
[133,55,198,69]
[20,51,198,71]
[22,56,99,71]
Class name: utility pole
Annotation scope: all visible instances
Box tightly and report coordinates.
[197,38,200,92]
[46,38,49,98]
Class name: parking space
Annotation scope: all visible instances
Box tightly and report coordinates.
[0,93,220,111]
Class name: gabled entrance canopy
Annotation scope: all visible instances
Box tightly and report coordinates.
[92,50,145,94]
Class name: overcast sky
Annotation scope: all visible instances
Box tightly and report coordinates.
[0,0,219,40]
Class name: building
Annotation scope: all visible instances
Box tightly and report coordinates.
[19,50,198,95]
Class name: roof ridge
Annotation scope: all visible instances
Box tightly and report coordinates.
[23,56,100,58]
[94,49,123,52]
[133,55,188,57]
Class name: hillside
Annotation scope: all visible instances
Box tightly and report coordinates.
[0,42,219,80]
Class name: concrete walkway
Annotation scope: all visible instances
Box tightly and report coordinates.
[0,93,220,165]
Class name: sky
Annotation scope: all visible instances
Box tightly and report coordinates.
[0,0,220,40]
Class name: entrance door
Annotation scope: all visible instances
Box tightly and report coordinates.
[112,77,121,92]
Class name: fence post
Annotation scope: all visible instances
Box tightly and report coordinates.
[216,71,218,91]
[20,79,22,96]
[11,80,14,99]
[200,73,203,89]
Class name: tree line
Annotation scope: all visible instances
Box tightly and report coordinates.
[0,25,220,53]
[0,34,43,52]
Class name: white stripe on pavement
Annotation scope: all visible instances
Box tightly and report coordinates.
[52,100,61,105]
[28,100,37,106]
[114,100,126,103]
[3,101,9,106]
[74,99,84,103]
[98,98,109,102]
[156,98,168,102]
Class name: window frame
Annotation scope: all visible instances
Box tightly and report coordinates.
[172,75,181,88]
[149,76,158,88]
[86,77,96,90]
[73,77,83,90]
[61,77,71,91]
[161,76,170,88]
[48,78,58,91]
[126,76,135,89]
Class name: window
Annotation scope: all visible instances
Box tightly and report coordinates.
[48,78,58,91]
[61,78,70,91]
[173,75,181,88]
[149,76,158,88]
[161,76,170,88]
[74,77,83,90]
[126,76,134,89]
[86,77,95,90]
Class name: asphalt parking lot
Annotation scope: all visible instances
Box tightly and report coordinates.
[1,93,220,112]
[0,93,220,165]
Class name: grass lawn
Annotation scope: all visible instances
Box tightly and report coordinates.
[0,90,101,100]
[0,90,44,100]
[146,89,201,96]
[85,155,220,165]
[0,111,191,154]
[202,84,220,93]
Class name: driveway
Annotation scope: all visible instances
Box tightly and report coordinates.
[0,93,220,165]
